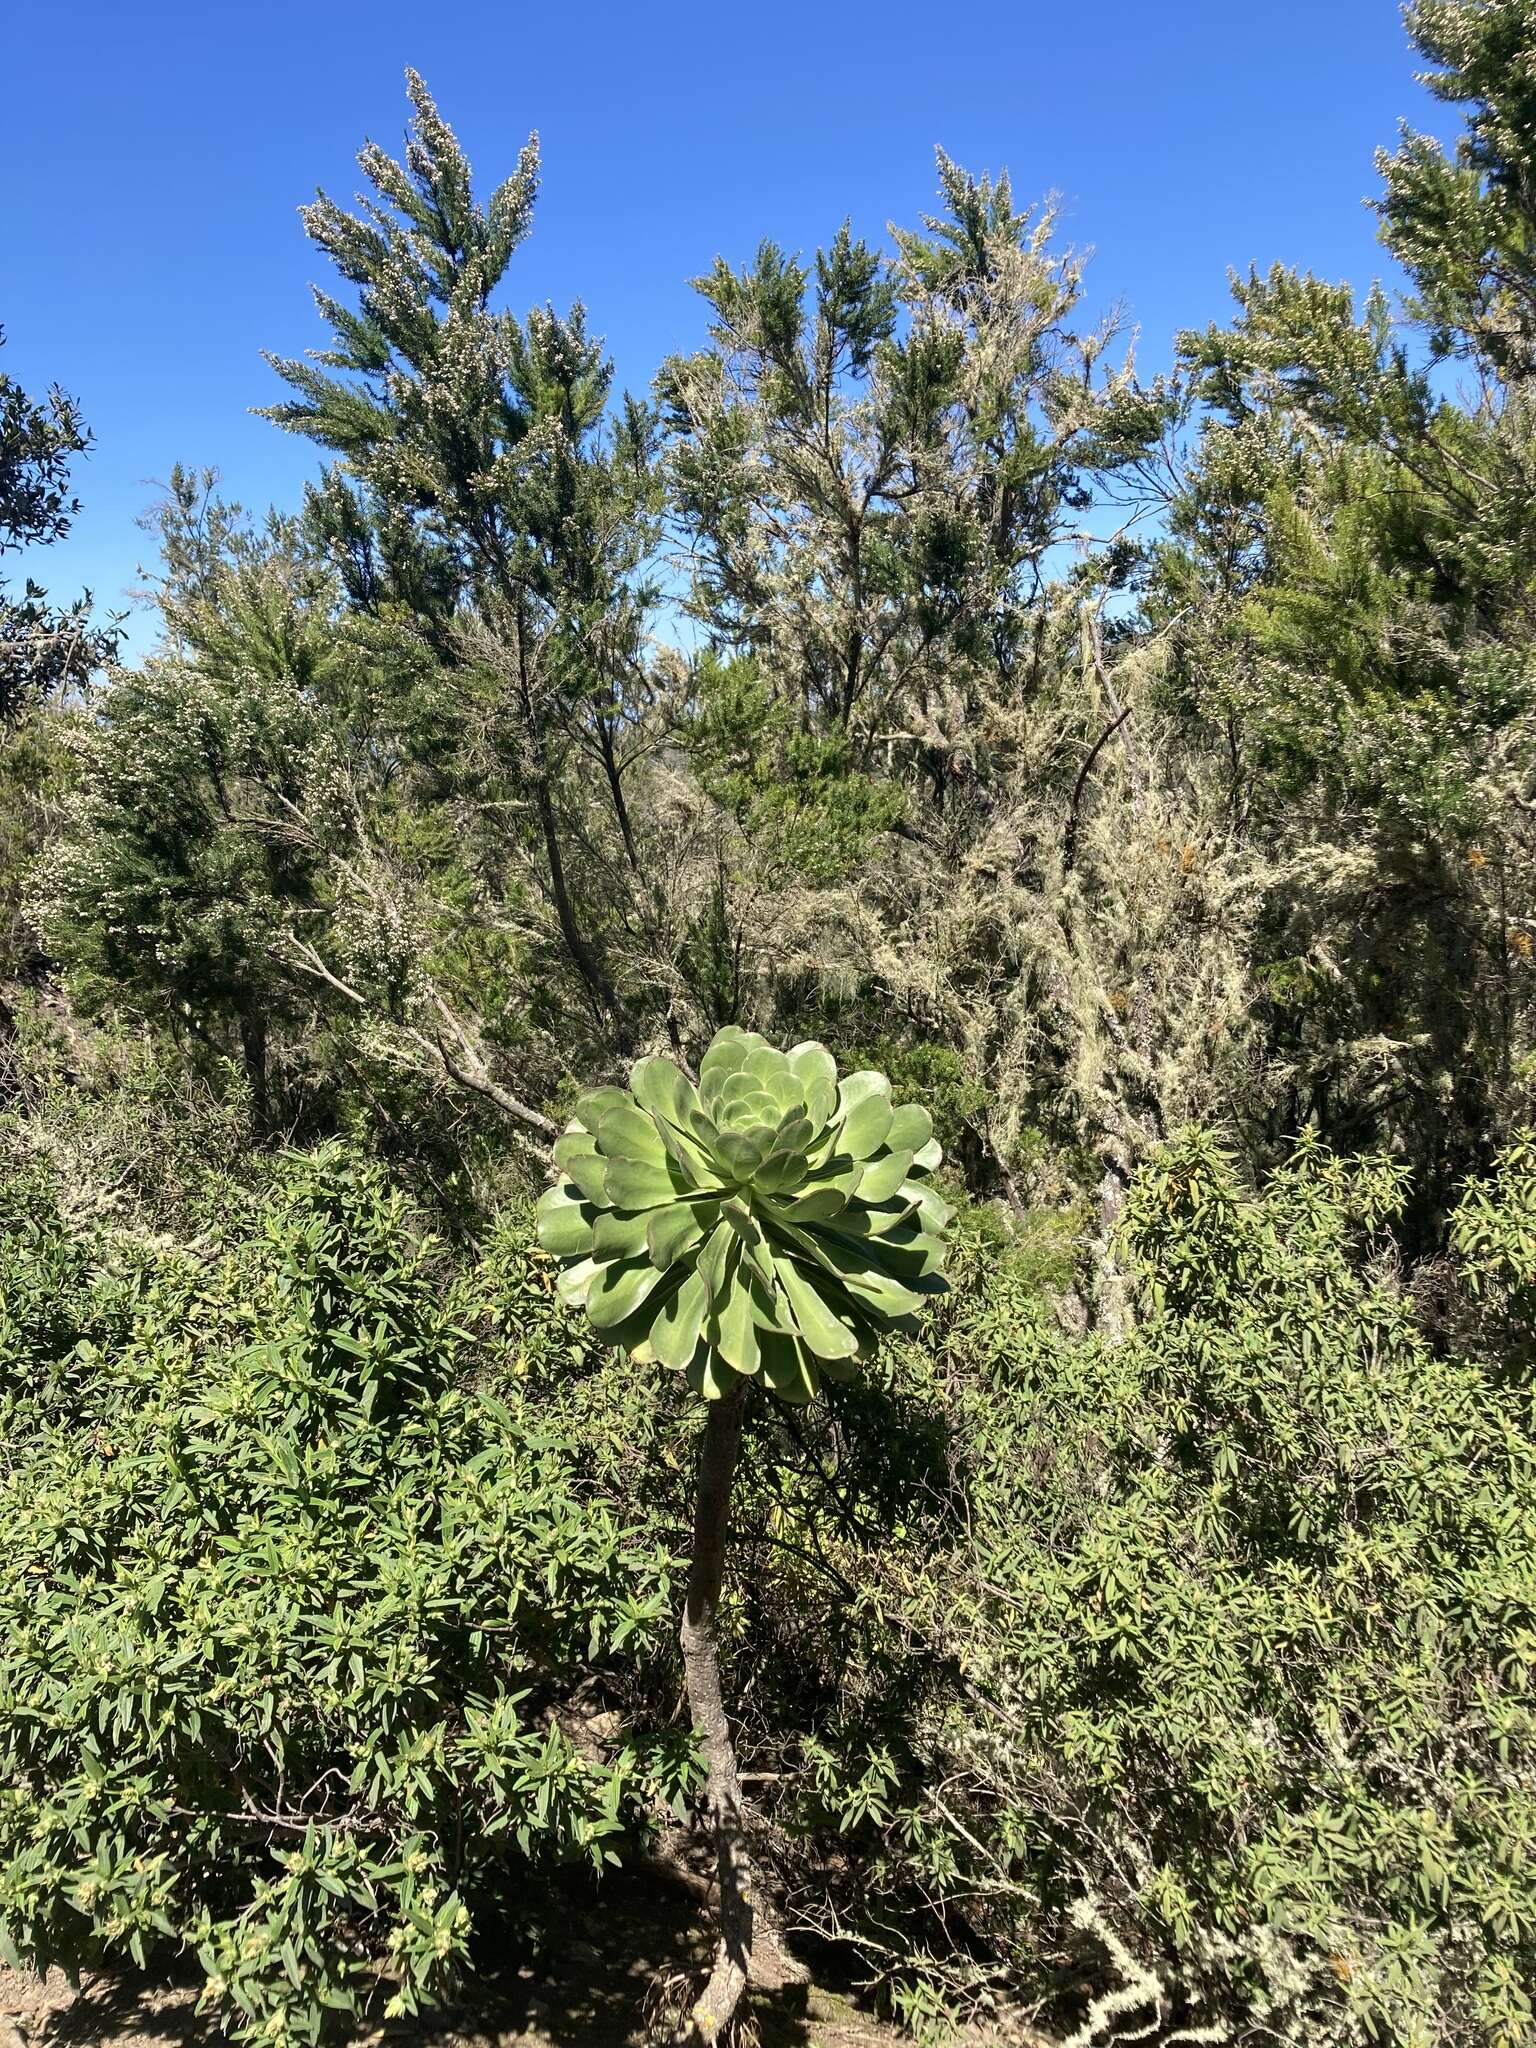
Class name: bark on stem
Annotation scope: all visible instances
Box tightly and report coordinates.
[677,1382,801,2043]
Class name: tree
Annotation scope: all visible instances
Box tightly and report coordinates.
[535,1027,951,2040]
[1378,0,1536,385]
[661,157,1144,778]
[261,72,665,1058]
[0,330,117,722]
[657,157,1214,1270]
[0,334,121,1041]
[1138,0,1536,1234]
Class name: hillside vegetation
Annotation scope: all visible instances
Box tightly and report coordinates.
[1,3,1534,2042]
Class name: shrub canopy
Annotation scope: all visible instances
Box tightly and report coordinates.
[0,1145,678,2042]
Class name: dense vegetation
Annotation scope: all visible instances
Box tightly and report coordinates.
[2,1,1534,2040]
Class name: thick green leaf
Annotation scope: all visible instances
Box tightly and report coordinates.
[786,1042,838,1129]
[591,1208,655,1261]
[651,1112,722,1189]
[717,1071,767,1120]
[771,1253,859,1359]
[716,1128,772,1180]
[647,1202,710,1270]
[789,1215,938,1308]
[587,1258,669,1330]
[555,1255,604,1307]
[910,1184,955,1232]
[757,1329,820,1404]
[603,1276,682,1356]
[721,1200,776,1287]
[596,1105,668,1165]
[860,1226,945,1278]
[841,1090,895,1161]
[836,1265,925,1318]
[697,1220,737,1301]
[710,1270,761,1375]
[534,1187,592,1257]
[650,1268,708,1368]
[886,1103,934,1155]
[630,1055,698,1129]
[699,1028,758,1109]
[857,1150,915,1204]
[856,1196,921,1238]
[571,1086,629,1134]
[602,1158,682,1210]
[837,1070,890,1113]
[687,1351,742,1400]
[777,1186,848,1223]
[763,1068,805,1118]
[553,1134,611,1207]
[744,1044,789,1088]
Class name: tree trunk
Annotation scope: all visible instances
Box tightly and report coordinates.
[677,1383,803,2043]
[239,1012,270,1130]
[598,717,642,873]
[0,986,16,1103]
[510,607,630,1050]
[528,753,628,1045]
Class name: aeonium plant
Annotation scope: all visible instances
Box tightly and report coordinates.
[535,1028,952,2042]
[534,1027,951,1402]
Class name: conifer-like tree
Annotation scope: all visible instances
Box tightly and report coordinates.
[0,331,116,721]
[263,72,662,1050]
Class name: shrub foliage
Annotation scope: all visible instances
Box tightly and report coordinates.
[0,1143,677,2040]
[5,1108,1533,2043]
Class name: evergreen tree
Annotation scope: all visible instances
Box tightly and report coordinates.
[0,330,116,721]
[262,72,663,1051]
[1139,0,1536,1231]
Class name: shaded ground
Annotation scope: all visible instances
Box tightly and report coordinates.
[0,1872,972,2048]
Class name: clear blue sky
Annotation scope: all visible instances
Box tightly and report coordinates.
[6,0,1447,658]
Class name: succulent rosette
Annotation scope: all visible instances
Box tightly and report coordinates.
[535,1028,952,1403]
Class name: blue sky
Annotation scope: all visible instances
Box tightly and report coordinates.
[7,0,1447,658]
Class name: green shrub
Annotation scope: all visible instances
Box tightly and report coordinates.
[5,1111,1534,2048]
[728,1135,1536,2045]
[1451,1129,1536,1382]
[0,1144,678,2042]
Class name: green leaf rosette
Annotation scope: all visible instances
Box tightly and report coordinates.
[535,1028,953,1403]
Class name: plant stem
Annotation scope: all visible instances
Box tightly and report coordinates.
[677,1381,805,2041]
[679,1380,753,2040]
